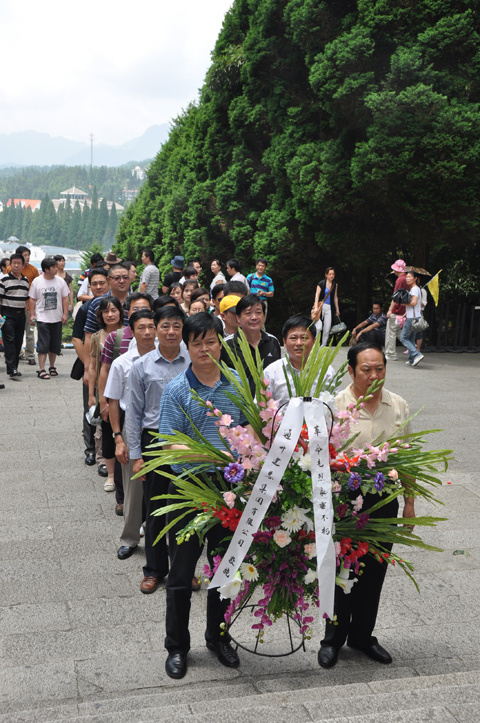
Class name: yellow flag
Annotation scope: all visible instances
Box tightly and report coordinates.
[426,270,442,306]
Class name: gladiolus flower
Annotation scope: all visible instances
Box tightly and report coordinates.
[223,491,236,509]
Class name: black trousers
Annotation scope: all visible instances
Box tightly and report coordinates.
[360,329,386,347]
[82,382,95,455]
[322,496,399,649]
[165,478,231,654]
[2,311,25,375]
[141,428,169,579]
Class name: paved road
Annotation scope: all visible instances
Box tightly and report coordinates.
[0,348,479,721]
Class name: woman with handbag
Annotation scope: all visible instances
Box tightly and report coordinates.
[312,267,340,346]
[400,271,424,367]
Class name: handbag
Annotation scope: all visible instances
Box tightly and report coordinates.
[412,316,429,333]
[70,356,84,380]
[392,288,411,305]
[330,317,347,335]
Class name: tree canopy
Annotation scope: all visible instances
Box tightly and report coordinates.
[114,0,480,328]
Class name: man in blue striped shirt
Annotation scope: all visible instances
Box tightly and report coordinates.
[158,313,246,679]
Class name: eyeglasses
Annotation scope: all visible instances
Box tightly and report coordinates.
[110,275,129,281]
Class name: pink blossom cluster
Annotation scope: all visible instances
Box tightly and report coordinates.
[351,441,399,469]
[330,402,361,448]
[205,384,283,470]
[257,380,284,444]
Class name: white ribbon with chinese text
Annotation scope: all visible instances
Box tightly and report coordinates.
[209,396,335,621]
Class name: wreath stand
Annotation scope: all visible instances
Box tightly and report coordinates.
[227,595,306,657]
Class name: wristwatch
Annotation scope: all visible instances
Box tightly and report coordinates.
[112,431,122,439]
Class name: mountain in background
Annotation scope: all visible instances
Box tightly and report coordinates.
[0,124,171,167]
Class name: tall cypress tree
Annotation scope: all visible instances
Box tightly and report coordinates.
[115,0,480,321]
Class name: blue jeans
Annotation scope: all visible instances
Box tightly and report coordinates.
[400,318,419,364]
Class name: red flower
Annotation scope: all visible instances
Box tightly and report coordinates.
[329,444,337,460]
[212,506,242,531]
[356,541,369,558]
[340,537,352,554]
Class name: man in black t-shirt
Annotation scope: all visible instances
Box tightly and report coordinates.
[162,255,184,294]
[222,293,281,393]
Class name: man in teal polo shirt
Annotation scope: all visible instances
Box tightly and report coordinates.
[158,313,245,679]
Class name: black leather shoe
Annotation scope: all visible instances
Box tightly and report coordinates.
[97,464,108,477]
[165,652,187,679]
[85,452,95,466]
[318,644,339,668]
[117,545,137,560]
[348,641,392,664]
[206,640,240,668]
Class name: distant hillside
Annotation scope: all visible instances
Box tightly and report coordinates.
[0,165,147,206]
[0,125,171,167]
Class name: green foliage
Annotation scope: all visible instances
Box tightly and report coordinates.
[114,0,480,333]
[79,242,104,271]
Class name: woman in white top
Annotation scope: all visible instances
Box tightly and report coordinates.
[210,259,226,290]
[400,271,424,366]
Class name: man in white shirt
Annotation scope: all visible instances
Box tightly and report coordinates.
[139,249,160,299]
[319,342,415,669]
[226,258,249,290]
[264,314,335,406]
[106,309,157,560]
[29,257,69,379]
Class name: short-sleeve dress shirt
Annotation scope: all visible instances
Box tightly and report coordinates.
[335,384,411,449]
[125,346,190,460]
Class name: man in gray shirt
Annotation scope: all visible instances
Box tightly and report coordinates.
[125,306,190,594]
[139,249,160,299]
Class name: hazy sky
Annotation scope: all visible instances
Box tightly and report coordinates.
[0,0,233,145]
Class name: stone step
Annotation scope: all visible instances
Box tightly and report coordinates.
[4,670,478,722]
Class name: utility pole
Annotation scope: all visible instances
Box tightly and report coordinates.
[89,133,94,173]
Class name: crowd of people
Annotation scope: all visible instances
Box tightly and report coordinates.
[0,247,419,677]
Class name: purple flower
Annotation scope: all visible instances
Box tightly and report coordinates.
[252,530,273,544]
[264,515,282,530]
[336,503,348,518]
[223,462,245,484]
[374,472,385,491]
[348,472,362,491]
[355,513,370,530]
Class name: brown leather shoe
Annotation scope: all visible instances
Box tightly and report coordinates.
[192,576,201,591]
[115,503,124,516]
[140,576,158,594]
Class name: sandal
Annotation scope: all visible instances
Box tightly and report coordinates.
[37,370,50,380]
[49,367,58,376]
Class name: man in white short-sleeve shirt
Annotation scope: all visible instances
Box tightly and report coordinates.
[263,314,335,407]
[29,257,69,379]
[139,249,160,299]
[106,309,157,562]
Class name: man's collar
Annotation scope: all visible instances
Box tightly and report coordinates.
[186,364,227,388]
[8,271,27,281]
[156,345,185,363]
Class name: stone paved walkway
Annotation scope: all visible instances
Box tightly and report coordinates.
[0,349,479,721]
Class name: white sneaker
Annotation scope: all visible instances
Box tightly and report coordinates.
[104,480,115,492]
[412,354,424,367]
